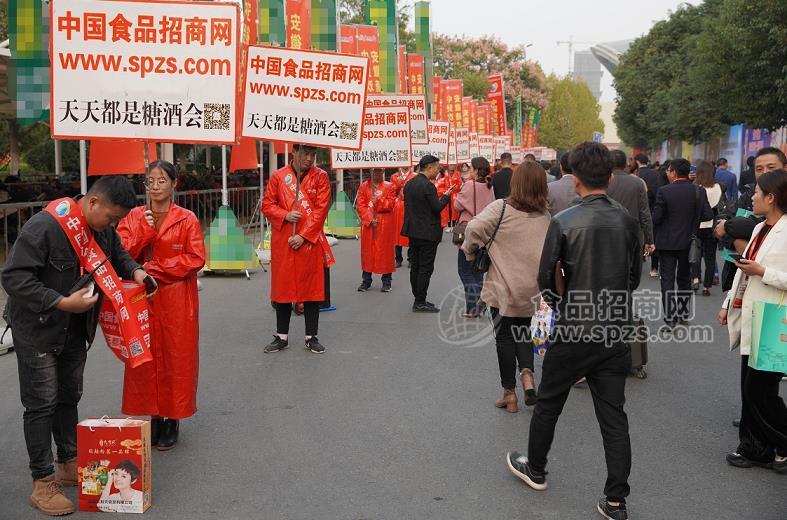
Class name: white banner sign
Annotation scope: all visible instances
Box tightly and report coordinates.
[243,46,369,149]
[456,127,470,163]
[479,134,495,162]
[469,132,480,159]
[510,146,523,164]
[366,93,428,144]
[494,135,510,159]
[448,127,457,165]
[330,106,412,169]
[412,121,450,165]
[51,0,241,143]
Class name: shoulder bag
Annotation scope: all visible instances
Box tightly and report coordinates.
[473,200,506,273]
[452,181,476,245]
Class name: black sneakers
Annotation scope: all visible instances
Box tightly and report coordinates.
[357,283,371,292]
[597,498,628,520]
[305,337,325,354]
[413,302,440,313]
[381,284,392,293]
[773,455,787,474]
[726,451,773,469]
[505,451,547,490]
[263,336,289,353]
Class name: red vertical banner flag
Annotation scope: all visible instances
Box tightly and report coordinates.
[444,79,463,128]
[462,97,473,131]
[476,102,489,135]
[339,24,358,54]
[407,54,425,94]
[487,74,506,136]
[438,80,450,121]
[398,45,408,93]
[432,77,442,119]
[484,102,495,136]
[357,25,381,93]
[469,99,478,133]
[286,0,311,50]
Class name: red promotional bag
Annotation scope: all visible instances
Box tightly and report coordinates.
[77,418,152,513]
[98,282,152,369]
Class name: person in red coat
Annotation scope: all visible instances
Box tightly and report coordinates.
[261,144,334,355]
[356,168,397,292]
[116,160,206,451]
[392,167,416,267]
[435,169,453,229]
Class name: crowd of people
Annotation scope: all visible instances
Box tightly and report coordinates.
[2,139,785,519]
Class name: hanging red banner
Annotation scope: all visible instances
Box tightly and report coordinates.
[444,79,463,129]
[462,97,473,131]
[432,77,442,119]
[407,54,425,95]
[88,141,157,176]
[483,101,495,136]
[339,24,358,54]
[398,45,408,93]
[438,79,450,121]
[487,74,506,136]
[476,102,489,135]
[469,99,478,133]
[230,137,259,172]
[286,0,311,50]
[357,25,381,93]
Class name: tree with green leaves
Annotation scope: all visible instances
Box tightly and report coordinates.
[539,75,603,151]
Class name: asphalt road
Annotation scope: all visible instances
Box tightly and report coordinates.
[0,238,785,519]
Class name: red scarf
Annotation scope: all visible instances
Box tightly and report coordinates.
[45,198,151,367]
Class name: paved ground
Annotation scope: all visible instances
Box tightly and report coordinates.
[0,237,785,519]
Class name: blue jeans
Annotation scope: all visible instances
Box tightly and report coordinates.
[15,330,87,479]
[457,248,484,313]
[362,272,392,285]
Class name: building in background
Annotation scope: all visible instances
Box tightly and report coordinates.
[572,50,602,100]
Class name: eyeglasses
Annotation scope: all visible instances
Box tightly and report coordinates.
[143,177,171,188]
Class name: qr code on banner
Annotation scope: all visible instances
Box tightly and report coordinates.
[340,122,358,141]
[129,340,143,358]
[395,150,409,161]
[204,103,230,130]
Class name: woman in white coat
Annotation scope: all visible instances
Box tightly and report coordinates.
[718,169,787,474]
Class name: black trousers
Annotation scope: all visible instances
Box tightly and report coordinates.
[276,302,320,337]
[15,331,87,480]
[658,248,693,321]
[690,228,718,288]
[528,340,632,501]
[395,245,412,263]
[738,355,787,462]
[408,238,439,304]
[490,308,534,389]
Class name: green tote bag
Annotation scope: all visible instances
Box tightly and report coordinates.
[749,293,787,374]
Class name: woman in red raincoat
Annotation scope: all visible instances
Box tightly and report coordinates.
[392,168,416,267]
[356,169,397,292]
[116,160,206,451]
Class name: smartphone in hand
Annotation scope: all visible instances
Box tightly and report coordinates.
[729,253,744,263]
[143,275,158,295]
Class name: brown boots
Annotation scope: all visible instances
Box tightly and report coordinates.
[56,458,78,487]
[521,369,538,407]
[495,389,518,413]
[30,474,75,516]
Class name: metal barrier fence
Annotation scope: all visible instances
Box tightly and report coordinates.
[0,184,362,268]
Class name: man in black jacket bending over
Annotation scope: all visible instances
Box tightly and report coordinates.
[401,155,455,312]
[506,141,640,520]
[2,176,150,516]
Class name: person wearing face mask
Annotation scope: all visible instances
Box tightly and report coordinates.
[262,144,334,354]
[116,160,206,452]
[719,169,787,475]
[2,176,149,516]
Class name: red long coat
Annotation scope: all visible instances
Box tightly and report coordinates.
[262,165,334,303]
[392,170,416,247]
[435,174,455,228]
[356,180,397,274]
[117,205,205,419]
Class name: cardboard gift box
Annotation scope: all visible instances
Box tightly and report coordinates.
[77,418,152,513]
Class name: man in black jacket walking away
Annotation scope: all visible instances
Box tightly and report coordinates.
[401,155,455,312]
[2,177,150,516]
[505,142,641,520]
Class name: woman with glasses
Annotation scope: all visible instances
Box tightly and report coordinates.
[116,160,206,451]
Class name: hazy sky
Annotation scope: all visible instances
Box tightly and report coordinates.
[424,0,702,102]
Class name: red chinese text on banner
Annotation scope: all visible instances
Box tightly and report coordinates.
[461,97,472,130]
[407,54,425,95]
[366,93,428,144]
[412,120,450,166]
[88,141,157,176]
[487,74,506,136]
[330,105,412,170]
[51,0,240,144]
[478,134,495,162]
[45,198,152,368]
[339,24,358,54]
[236,0,258,140]
[286,0,311,50]
[243,46,369,149]
[98,282,151,367]
[357,25,381,93]
[444,79,463,128]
